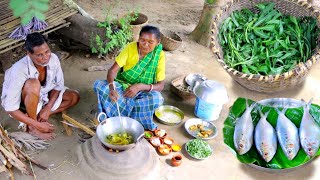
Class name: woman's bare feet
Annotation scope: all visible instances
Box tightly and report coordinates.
[28,126,56,140]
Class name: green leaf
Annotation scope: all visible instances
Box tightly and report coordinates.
[33,11,45,20]
[12,4,30,17]
[32,0,49,11]
[9,0,27,9]
[21,10,34,25]
[253,29,269,39]
[256,25,275,31]
[257,65,269,74]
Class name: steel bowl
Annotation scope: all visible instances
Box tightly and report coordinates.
[155,105,184,125]
[96,116,145,151]
[193,80,228,105]
[185,73,207,87]
[184,118,218,140]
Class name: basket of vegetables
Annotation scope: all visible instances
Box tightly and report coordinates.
[211,0,320,93]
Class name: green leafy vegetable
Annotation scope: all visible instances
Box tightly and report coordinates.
[218,2,319,75]
[223,98,320,169]
[186,139,212,159]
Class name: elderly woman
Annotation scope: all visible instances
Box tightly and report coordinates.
[93,25,166,130]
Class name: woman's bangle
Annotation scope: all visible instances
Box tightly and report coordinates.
[108,82,115,90]
[149,84,154,92]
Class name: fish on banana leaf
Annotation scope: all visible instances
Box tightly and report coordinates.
[276,108,300,160]
[299,100,320,157]
[234,100,256,155]
[254,110,277,162]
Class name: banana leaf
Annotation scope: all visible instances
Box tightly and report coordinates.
[223,97,320,169]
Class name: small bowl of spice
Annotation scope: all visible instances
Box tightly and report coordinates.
[149,137,163,147]
[163,137,174,146]
[171,144,182,152]
[144,131,154,139]
[154,129,167,138]
[158,144,172,155]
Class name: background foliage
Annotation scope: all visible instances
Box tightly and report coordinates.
[9,0,49,25]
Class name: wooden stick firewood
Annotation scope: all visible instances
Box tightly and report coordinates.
[0,143,32,176]
[62,113,95,136]
[61,121,73,136]
[0,151,7,166]
[16,148,47,170]
[0,127,18,157]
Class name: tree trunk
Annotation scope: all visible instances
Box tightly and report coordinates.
[190,3,217,47]
[57,14,105,47]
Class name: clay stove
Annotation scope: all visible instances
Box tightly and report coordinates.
[76,135,161,180]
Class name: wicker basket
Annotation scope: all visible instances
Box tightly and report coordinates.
[160,30,182,51]
[130,13,148,42]
[211,0,320,93]
[170,76,195,100]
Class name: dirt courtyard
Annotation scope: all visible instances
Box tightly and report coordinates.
[1,0,320,179]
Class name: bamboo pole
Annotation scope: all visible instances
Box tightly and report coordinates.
[0,22,70,53]
[0,9,76,37]
[0,20,70,49]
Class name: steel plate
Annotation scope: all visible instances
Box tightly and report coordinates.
[184,118,218,140]
[154,105,184,125]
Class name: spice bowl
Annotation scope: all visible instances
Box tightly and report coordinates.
[144,131,154,139]
[171,144,182,152]
[154,129,167,138]
[171,154,182,167]
[163,137,174,146]
[149,136,163,147]
[158,144,172,155]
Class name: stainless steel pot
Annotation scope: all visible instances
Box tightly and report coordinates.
[96,113,145,151]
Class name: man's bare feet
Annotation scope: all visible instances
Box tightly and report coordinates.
[28,126,56,140]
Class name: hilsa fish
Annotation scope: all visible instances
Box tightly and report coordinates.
[276,108,300,160]
[254,110,277,162]
[299,100,320,157]
[234,100,256,155]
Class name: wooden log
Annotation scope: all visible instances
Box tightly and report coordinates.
[62,113,95,136]
[57,14,106,47]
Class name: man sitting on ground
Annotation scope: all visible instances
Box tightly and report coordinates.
[1,32,80,140]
